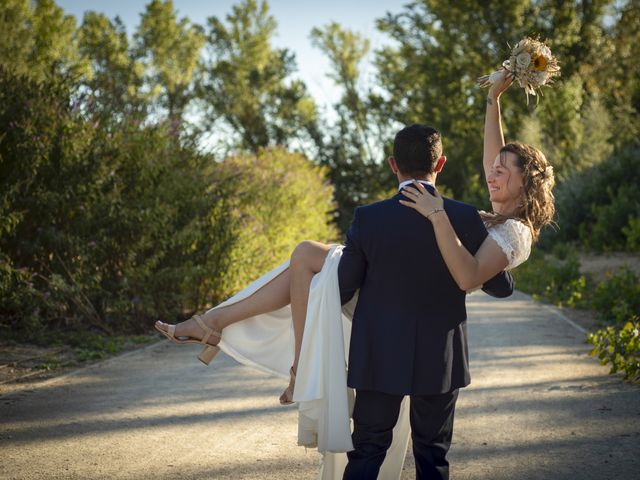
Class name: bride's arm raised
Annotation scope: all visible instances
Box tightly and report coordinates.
[399,183,508,291]
[483,70,513,181]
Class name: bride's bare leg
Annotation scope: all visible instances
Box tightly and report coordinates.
[155,241,331,356]
[155,269,291,342]
[287,241,331,377]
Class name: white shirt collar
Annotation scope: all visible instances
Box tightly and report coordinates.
[398,179,435,191]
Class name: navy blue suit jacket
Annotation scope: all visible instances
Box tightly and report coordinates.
[338,190,513,395]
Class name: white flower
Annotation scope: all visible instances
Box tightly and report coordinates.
[540,45,552,58]
[530,71,550,87]
[516,52,532,68]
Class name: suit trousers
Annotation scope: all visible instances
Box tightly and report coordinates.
[342,388,459,480]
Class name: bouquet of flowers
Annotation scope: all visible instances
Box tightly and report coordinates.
[478,37,561,103]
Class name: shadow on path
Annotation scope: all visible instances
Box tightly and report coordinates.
[1,291,639,480]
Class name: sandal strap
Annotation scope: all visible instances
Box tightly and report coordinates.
[194,314,221,345]
[167,324,176,339]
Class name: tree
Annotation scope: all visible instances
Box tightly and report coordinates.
[77,12,147,121]
[0,0,88,81]
[134,0,205,125]
[199,0,319,153]
[373,0,541,206]
[530,0,617,178]
[0,0,32,75]
[372,0,623,203]
[311,22,395,232]
[600,0,640,148]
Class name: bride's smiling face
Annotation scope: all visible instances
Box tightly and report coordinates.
[487,151,524,204]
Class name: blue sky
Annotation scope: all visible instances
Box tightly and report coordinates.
[57,0,409,110]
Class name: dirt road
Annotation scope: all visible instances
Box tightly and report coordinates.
[1,291,638,479]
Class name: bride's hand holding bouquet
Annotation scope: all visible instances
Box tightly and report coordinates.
[487,69,513,100]
[478,37,561,104]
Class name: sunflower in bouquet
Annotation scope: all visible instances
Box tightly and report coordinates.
[478,37,561,103]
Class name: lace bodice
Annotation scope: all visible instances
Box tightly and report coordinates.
[486,219,532,270]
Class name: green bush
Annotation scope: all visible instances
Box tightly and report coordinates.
[587,268,640,382]
[588,320,640,382]
[512,250,589,308]
[211,148,338,301]
[0,67,337,342]
[0,67,216,336]
[623,216,640,252]
[586,184,640,251]
[547,144,640,252]
[589,268,640,324]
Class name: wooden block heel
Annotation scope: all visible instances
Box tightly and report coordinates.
[198,345,220,365]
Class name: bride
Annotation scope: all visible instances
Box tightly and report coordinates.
[155,72,555,475]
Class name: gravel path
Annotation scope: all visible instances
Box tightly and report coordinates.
[1,291,638,479]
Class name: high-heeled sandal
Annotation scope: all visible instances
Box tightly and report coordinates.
[154,314,222,365]
[279,366,296,405]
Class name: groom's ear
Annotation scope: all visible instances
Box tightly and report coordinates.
[434,155,447,173]
[388,156,399,174]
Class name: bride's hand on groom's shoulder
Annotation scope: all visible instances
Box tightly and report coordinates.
[399,181,445,222]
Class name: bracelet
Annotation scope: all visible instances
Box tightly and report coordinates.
[426,208,445,219]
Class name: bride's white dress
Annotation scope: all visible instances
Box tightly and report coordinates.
[213,219,531,479]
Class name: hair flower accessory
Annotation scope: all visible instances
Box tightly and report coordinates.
[478,37,561,104]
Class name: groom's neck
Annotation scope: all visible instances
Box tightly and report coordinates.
[397,173,436,185]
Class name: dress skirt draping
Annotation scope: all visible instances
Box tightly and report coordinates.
[215,245,410,479]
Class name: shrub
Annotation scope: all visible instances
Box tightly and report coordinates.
[0,67,337,341]
[211,148,338,301]
[588,320,640,382]
[512,250,589,308]
[586,184,640,251]
[589,268,640,324]
[623,216,640,252]
[586,268,640,382]
[549,144,640,252]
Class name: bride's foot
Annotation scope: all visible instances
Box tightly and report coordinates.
[154,313,223,365]
[279,366,296,405]
[155,313,222,345]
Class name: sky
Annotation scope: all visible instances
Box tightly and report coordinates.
[56,0,410,111]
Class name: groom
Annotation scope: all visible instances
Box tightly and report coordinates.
[338,124,513,479]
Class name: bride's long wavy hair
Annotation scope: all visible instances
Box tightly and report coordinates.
[481,142,556,242]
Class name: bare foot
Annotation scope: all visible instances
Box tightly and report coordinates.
[279,366,296,405]
[155,313,222,346]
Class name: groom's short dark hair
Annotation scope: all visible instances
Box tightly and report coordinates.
[393,124,443,177]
